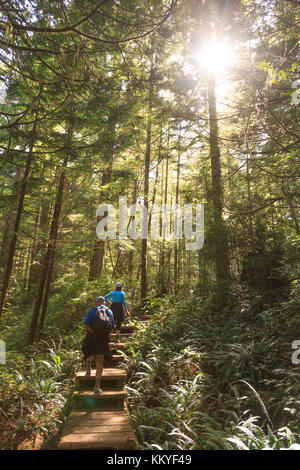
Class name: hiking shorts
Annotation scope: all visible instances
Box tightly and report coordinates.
[110,302,124,330]
[82,331,110,359]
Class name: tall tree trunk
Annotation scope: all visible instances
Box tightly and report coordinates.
[126,179,138,280]
[174,149,181,292]
[36,248,55,341]
[159,130,169,295]
[246,154,254,242]
[148,123,162,232]
[89,119,116,280]
[28,203,49,288]
[17,244,25,281]
[141,59,154,302]
[89,166,113,280]
[0,166,23,284]
[207,74,230,286]
[24,242,31,290]
[0,101,40,317]
[27,122,73,344]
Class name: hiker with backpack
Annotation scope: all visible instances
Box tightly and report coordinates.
[82,296,114,395]
[104,282,130,343]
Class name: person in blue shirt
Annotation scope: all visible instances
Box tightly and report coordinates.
[82,296,114,395]
[104,282,130,343]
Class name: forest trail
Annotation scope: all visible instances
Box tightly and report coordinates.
[59,317,151,450]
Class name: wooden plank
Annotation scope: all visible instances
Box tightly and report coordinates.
[65,424,132,434]
[65,422,129,430]
[69,411,127,417]
[76,369,126,381]
[109,342,128,349]
[110,333,131,338]
[76,368,126,376]
[74,390,127,398]
[120,325,136,333]
[111,354,123,364]
[64,411,132,428]
[59,432,137,450]
[66,413,129,421]
[65,412,129,426]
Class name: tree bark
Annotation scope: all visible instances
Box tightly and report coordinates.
[36,247,55,341]
[0,100,40,317]
[89,120,116,280]
[28,203,49,288]
[174,149,181,292]
[207,73,230,285]
[0,166,23,284]
[141,58,154,302]
[158,129,169,295]
[27,122,73,344]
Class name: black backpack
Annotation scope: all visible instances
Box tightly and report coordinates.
[91,307,113,336]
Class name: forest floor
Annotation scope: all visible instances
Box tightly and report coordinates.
[0,284,299,450]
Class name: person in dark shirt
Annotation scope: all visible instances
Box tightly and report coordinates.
[104,282,130,343]
[82,296,114,395]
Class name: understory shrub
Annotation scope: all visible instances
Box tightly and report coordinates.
[123,286,300,450]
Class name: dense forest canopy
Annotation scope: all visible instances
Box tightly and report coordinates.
[0,0,299,451]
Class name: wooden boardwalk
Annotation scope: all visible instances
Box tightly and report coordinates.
[59,324,138,450]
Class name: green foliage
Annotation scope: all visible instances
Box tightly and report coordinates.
[123,287,300,450]
[0,338,82,450]
[1,274,114,349]
[226,417,300,450]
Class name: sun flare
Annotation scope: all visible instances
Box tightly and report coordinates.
[194,41,234,75]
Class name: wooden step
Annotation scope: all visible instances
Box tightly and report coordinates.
[59,411,137,450]
[76,368,126,390]
[104,354,125,367]
[109,341,128,350]
[76,368,126,381]
[73,390,127,411]
[110,333,132,340]
[59,432,137,450]
[120,325,136,333]
[111,354,124,366]
[140,314,152,320]
[59,316,138,451]
[63,411,131,434]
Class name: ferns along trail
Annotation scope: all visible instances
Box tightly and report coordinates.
[0,0,299,452]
